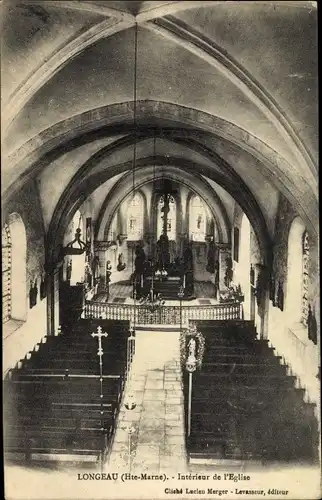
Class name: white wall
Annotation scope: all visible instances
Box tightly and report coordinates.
[268,304,320,410]
[3,299,47,376]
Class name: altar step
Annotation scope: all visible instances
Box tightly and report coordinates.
[135,324,181,332]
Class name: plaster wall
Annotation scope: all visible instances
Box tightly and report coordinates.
[3,180,47,374]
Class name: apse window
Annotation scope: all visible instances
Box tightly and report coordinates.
[127,193,143,241]
[157,195,176,240]
[190,195,206,242]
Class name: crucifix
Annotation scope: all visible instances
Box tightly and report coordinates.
[161,180,173,237]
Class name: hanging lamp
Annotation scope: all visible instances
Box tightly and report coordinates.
[63,214,87,255]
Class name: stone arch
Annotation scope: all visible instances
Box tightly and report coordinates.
[47,155,271,272]
[3,101,317,238]
[95,164,231,246]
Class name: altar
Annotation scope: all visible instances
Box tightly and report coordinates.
[145,276,181,300]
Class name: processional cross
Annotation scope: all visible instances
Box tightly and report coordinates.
[91,326,108,390]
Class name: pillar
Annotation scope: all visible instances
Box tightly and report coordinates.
[46,264,61,336]
[217,243,231,290]
[94,241,111,289]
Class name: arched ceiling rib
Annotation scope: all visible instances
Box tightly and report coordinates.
[2,1,317,183]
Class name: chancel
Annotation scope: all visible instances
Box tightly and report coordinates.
[1,0,320,488]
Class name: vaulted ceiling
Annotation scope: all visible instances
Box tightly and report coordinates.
[1,1,318,252]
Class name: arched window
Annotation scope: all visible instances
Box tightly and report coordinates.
[286,217,308,325]
[157,195,176,240]
[190,195,206,242]
[127,193,143,241]
[2,213,27,323]
[2,224,11,323]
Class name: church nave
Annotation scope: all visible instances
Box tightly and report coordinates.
[2,2,320,498]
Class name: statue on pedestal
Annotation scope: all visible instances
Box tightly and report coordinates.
[106,260,112,300]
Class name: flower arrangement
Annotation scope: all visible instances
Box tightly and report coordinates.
[179,323,205,371]
[219,282,244,303]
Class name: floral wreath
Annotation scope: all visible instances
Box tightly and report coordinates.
[179,323,205,371]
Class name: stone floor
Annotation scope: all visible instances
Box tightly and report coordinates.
[107,329,188,473]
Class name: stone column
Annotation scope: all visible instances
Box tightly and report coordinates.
[46,263,62,336]
[94,241,112,289]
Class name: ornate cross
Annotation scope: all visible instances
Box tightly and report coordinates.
[91,325,109,463]
[91,326,108,369]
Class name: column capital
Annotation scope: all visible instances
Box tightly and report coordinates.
[94,240,117,251]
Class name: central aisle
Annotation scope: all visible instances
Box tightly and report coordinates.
[107,328,188,474]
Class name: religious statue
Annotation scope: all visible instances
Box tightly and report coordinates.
[224,255,233,287]
[182,240,193,272]
[92,256,100,286]
[134,245,146,298]
[85,262,92,288]
[106,260,112,299]
[134,245,146,275]
[255,264,269,308]
[308,305,317,345]
[186,337,197,372]
[29,279,38,309]
[161,193,170,234]
[40,274,47,300]
[206,237,217,273]
[117,253,126,272]
[66,258,72,282]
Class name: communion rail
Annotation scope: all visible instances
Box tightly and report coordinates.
[83,301,242,324]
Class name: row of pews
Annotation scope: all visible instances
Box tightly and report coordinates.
[183,320,319,464]
[4,319,133,467]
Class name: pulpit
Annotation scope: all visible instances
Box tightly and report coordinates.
[60,282,85,326]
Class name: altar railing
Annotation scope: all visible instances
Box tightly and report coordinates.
[83,301,242,324]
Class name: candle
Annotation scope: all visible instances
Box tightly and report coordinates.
[183,274,186,289]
